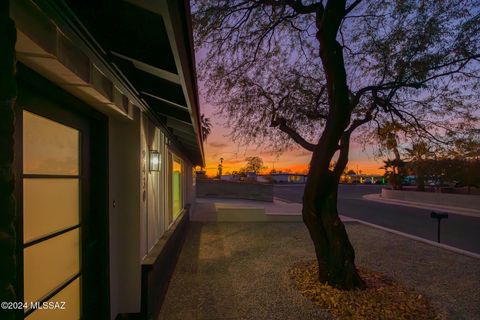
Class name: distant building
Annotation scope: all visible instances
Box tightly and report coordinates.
[220,174,240,181]
[220,172,261,182]
[271,173,308,183]
[256,175,270,183]
[245,172,257,181]
[196,170,208,179]
[345,174,385,184]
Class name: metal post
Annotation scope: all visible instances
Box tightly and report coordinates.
[437,218,441,243]
[431,211,448,243]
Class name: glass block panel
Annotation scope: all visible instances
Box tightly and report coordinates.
[26,278,80,320]
[23,111,79,175]
[24,229,80,303]
[23,178,79,243]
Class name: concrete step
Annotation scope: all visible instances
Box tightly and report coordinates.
[215,204,266,222]
[215,203,303,222]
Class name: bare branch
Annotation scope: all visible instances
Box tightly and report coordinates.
[271,116,316,151]
[345,0,363,16]
[345,103,377,134]
[257,0,324,14]
[354,54,480,99]
[333,132,351,177]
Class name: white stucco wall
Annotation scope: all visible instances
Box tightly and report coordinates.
[108,108,142,318]
[109,111,199,319]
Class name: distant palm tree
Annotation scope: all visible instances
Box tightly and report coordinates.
[200,114,211,142]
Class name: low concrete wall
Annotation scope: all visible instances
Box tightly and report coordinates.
[140,206,190,320]
[381,188,480,210]
[197,180,274,202]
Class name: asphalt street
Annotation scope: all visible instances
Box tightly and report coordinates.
[274,184,480,254]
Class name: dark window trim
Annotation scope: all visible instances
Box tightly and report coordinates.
[24,273,81,317]
[15,64,110,320]
[23,174,81,179]
[24,224,81,248]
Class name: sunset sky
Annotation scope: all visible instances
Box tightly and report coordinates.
[198,82,384,177]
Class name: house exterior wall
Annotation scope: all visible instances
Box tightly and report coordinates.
[5,1,203,319]
[108,108,142,316]
[108,109,198,318]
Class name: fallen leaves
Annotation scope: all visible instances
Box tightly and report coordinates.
[288,260,441,320]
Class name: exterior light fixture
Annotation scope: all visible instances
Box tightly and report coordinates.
[149,150,161,172]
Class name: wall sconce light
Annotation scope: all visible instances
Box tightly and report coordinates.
[149,150,161,172]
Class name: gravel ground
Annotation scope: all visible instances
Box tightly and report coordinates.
[158,222,480,320]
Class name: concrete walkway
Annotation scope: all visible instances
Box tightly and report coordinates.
[158,206,480,320]
[363,193,480,218]
[193,197,356,222]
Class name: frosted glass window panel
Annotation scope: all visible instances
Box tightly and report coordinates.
[24,229,80,303]
[26,278,80,320]
[23,111,79,175]
[23,178,79,243]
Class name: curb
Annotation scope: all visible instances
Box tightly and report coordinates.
[362,194,480,218]
[347,217,480,259]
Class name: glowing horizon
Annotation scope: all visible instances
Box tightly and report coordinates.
[195,50,385,178]
[198,97,385,177]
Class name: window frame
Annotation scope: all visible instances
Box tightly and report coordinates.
[15,65,110,319]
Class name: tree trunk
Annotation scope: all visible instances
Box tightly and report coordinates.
[0,1,17,319]
[302,152,365,290]
[302,2,364,290]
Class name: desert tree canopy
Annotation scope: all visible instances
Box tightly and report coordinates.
[194,0,479,153]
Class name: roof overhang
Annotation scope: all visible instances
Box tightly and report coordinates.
[12,0,205,166]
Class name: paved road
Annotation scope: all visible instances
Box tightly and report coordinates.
[274,184,480,254]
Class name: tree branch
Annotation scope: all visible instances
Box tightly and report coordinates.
[345,0,363,16]
[355,81,422,99]
[271,115,316,151]
[334,132,351,177]
[345,103,376,134]
[257,0,324,14]
[354,54,480,99]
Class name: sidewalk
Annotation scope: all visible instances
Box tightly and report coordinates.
[159,206,480,319]
[363,193,480,218]
[193,197,356,222]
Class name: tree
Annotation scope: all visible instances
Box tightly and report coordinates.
[0,1,17,317]
[243,156,266,174]
[346,170,356,176]
[382,157,406,189]
[404,141,435,191]
[194,0,479,289]
[201,114,212,141]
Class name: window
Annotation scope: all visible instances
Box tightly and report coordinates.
[22,111,81,319]
[172,157,183,219]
